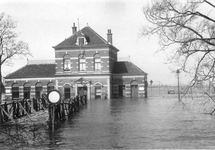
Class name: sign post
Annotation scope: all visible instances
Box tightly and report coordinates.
[150,80,153,96]
[47,90,61,132]
[176,69,180,102]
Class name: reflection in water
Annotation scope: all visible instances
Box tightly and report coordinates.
[2,97,215,149]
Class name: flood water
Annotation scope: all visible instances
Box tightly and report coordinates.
[3,96,215,149]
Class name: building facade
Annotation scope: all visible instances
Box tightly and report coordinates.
[4,24,148,100]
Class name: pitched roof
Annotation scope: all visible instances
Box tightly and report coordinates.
[5,61,147,79]
[54,26,113,49]
[112,61,147,76]
[5,64,55,79]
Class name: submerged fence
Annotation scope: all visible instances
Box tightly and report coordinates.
[0,95,87,126]
[48,95,87,124]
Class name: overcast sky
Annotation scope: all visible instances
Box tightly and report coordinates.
[1,0,182,85]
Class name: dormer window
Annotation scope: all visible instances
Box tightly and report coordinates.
[76,33,89,46]
[79,37,85,46]
[63,54,71,71]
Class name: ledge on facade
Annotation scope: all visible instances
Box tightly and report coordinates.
[118,56,130,62]
[27,60,55,65]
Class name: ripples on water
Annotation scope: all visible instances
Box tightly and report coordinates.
[3,97,215,149]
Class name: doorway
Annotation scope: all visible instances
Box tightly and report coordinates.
[131,80,138,98]
[78,86,87,96]
[131,85,138,97]
[118,85,125,97]
[95,86,102,99]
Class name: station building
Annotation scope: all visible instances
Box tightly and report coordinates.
[4,24,148,100]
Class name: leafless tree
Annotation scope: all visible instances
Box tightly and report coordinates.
[0,12,31,102]
[142,0,215,89]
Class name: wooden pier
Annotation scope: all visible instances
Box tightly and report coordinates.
[0,95,87,126]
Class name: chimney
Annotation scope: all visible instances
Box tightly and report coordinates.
[107,29,112,44]
[72,23,77,35]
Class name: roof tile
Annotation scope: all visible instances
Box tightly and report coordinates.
[5,64,55,79]
[54,26,109,49]
[112,61,147,75]
[5,61,147,79]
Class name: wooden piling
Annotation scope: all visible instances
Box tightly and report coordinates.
[0,95,87,126]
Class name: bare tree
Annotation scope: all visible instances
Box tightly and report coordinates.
[142,0,215,88]
[0,13,31,102]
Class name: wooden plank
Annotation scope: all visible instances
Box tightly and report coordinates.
[0,106,14,123]
[18,102,31,118]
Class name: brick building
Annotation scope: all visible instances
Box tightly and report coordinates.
[4,24,148,100]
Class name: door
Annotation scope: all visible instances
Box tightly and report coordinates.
[118,85,125,97]
[95,86,101,99]
[131,85,138,97]
[78,87,87,96]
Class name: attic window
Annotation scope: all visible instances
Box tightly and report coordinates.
[77,35,89,46]
[79,37,85,46]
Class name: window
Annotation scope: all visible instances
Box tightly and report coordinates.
[64,84,71,99]
[79,54,86,71]
[35,82,43,99]
[63,54,71,71]
[79,37,85,46]
[12,83,19,99]
[47,82,55,93]
[95,58,101,70]
[94,54,101,71]
[24,83,31,99]
[77,34,88,46]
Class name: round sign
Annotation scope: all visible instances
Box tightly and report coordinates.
[47,90,61,104]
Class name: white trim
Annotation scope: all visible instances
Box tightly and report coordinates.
[55,56,110,60]
[101,56,110,59]
[55,48,109,52]
[71,58,79,60]
[94,82,102,86]
[58,76,111,80]
[112,75,146,78]
[63,83,72,87]
[5,77,56,81]
[5,75,111,82]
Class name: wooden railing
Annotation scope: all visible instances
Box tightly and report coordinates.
[49,95,87,122]
[0,98,48,124]
[0,95,87,126]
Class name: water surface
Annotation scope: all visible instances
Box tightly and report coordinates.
[3,97,215,149]
[49,97,215,149]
